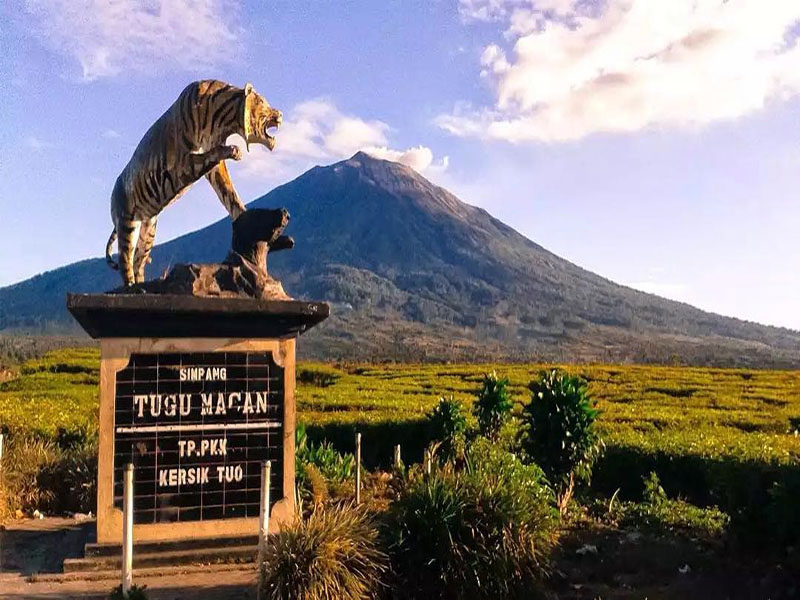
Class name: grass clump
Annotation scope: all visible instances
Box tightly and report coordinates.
[388,437,558,599]
[0,430,97,517]
[259,504,387,600]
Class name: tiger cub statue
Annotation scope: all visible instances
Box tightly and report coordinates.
[105,79,282,287]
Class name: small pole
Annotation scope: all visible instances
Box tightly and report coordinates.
[122,463,134,597]
[424,449,431,476]
[355,433,362,505]
[257,460,272,596]
[393,444,401,469]
[0,433,4,464]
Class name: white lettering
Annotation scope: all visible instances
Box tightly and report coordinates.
[179,393,191,416]
[149,394,161,417]
[256,392,267,414]
[200,393,213,415]
[133,395,147,418]
[164,394,177,417]
[179,367,228,381]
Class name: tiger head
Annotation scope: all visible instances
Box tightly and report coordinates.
[243,83,282,152]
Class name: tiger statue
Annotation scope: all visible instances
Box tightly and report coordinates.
[105,79,282,287]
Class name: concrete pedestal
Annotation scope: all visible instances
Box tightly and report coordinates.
[67,294,328,545]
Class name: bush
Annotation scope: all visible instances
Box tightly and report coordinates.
[259,504,387,600]
[0,433,97,517]
[521,369,603,514]
[297,364,341,388]
[109,584,149,600]
[296,424,355,503]
[426,397,467,459]
[473,371,513,440]
[388,438,558,599]
[615,472,730,538]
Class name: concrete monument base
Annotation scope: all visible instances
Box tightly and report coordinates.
[67,294,329,545]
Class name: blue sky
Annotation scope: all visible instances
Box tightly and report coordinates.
[1,0,799,330]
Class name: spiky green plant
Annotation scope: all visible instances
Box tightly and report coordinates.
[521,369,603,514]
[259,504,387,600]
[473,371,514,440]
[388,438,557,599]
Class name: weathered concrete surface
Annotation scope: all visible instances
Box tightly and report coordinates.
[0,518,256,599]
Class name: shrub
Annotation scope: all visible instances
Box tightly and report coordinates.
[109,584,149,600]
[388,438,558,599]
[615,472,730,538]
[259,504,387,600]
[295,425,356,490]
[473,371,513,440]
[642,471,667,507]
[297,365,340,388]
[0,434,97,517]
[521,369,603,514]
[426,396,467,459]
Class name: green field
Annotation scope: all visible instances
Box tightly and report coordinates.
[2,348,799,541]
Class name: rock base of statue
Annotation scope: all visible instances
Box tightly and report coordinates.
[112,207,296,300]
[132,252,289,300]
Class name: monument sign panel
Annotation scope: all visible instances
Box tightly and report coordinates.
[112,351,283,524]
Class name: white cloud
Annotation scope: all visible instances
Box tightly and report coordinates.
[235,99,447,181]
[102,129,121,139]
[24,0,240,81]
[443,1,800,142]
[364,146,449,174]
[25,136,55,150]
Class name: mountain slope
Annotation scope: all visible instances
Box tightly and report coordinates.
[2,152,798,366]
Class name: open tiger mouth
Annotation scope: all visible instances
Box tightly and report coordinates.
[263,121,280,151]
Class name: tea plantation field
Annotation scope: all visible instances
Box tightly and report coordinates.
[2,348,799,512]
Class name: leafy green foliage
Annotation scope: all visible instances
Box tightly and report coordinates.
[642,471,667,507]
[473,371,513,440]
[426,396,467,458]
[296,424,355,485]
[521,369,603,512]
[297,365,341,388]
[259,504,387,600]
[388,438,558,599]
[108,584,149,600]
[0,432,97,516]
[610,472,730,539]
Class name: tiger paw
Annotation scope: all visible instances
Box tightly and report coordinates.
[227,145,243,161]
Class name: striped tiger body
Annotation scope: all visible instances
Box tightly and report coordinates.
[106,79,282,286]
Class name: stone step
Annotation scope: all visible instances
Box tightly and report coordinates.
[63,544,258,573]
[84,534,259,557]
[30,561,254,583]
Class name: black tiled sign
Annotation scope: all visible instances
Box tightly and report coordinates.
[113,352,283,524]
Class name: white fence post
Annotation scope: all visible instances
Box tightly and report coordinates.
[424,449,431,476]
[393,444,401,469]
[257,460,272,598]
[122,463,134,597]
[355,433,362,505]
[0,433,4,464]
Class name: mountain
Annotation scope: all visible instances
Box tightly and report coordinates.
[2,151,799,366]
